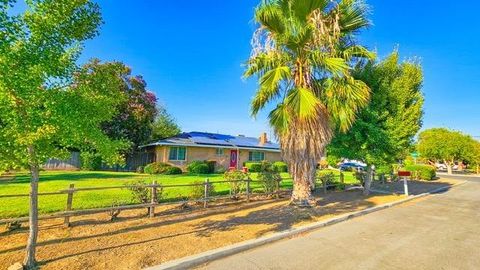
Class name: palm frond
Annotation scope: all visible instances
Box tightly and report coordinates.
[251,66,291,116]
[285,87,321,119]
[268,102,290,134]
[244,51,287,78]
[290,0,329,22]
[337,0,371,34]
[255,4,286,35]
[310,51,350,76]
[342,45,376,61]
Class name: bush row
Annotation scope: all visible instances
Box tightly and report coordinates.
[403,164,436,180]
[244,161,288,172]
[143,162,182,175]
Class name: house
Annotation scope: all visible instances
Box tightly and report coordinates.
[141,131,282,171]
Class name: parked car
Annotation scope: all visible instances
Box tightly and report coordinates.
[435,163,447,171]
[339,162,366,172]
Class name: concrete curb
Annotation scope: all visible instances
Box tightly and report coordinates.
[145,181,467,270]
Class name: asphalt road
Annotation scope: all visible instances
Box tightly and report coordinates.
[200,177,480,270]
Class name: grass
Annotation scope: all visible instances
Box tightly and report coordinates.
[0,170,356,219]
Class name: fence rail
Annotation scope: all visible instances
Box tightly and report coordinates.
[0,174,359,226]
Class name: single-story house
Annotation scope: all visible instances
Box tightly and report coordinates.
[141,131,282,171]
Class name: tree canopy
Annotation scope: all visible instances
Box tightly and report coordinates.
[84,61,159,149]
[417,128,479,169]
[328,50,424,167]
[151,106,181,141]
[0,0,128,267]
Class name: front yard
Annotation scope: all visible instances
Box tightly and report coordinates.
[0,170,356,219]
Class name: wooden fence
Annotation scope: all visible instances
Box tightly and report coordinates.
[0,175,355,227]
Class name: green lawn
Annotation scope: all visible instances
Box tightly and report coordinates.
[0,170,355,219]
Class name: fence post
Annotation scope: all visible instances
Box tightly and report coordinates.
[340,172,345,184]
[246,177,251,203]
[149,180,157,218]
[64,183,75,227]
[275,179,280,199]
[204,178,209,208]
[323,179,327,194]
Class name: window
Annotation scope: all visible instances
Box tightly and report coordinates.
[216,148,224,156]
[249,151,265,161]
[169,147,186,161]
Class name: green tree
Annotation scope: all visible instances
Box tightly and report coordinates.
[245,0,374,205]
[151,106,181,141]
[417,128,478,174]
[96,61,158,148]
[328,50,424,168]
[0,1,128,268]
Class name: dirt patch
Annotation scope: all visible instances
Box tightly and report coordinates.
[0,190,405,270]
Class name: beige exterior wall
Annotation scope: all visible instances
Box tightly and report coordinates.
[155,145,282,171]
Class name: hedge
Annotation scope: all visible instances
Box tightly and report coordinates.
[187,160,213,174]
[403,164,436,180]
[144,162,172,175]
[272,161,288,172]
[244,162,262,172]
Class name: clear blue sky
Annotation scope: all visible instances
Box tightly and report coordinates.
[78,0,480,139]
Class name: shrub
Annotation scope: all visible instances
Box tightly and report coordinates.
[136,166,144,174]
[80,152,102,171]
[144,162,171,174]
[316,171,335,187]
[189,180,216,200]
[403,164,436,180]
[206,161,216,173]
[257,171,282,193]
[187,160,212,174]
[272,161,288,172]
[125,180,163,204]
[224,170,248,198]
[376,164,393,175]
[244,162,262,172]
[163,166,183,175]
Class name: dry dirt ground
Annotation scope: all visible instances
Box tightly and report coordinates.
[0,179,459,270]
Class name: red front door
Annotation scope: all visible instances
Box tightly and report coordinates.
[230,150,238,168]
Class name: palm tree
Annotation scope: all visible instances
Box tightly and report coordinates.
[245,0,375,206]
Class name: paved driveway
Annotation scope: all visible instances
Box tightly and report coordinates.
[200,178,480,270]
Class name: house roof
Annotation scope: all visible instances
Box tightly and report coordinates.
[142,131,280,152]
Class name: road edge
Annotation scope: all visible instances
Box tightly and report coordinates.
[145,180,467,270]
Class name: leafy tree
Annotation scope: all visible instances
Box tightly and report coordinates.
[97,61,158,148]
[151,106,181,141]
[417,128,478,174]
[0,1,128,268]
[328,51,424,168]
[245,0,374,205]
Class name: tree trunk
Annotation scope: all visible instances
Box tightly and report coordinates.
[290,159,316,207]
[24,146,39,269]
[447,165,453,175]
[363,166,373,196]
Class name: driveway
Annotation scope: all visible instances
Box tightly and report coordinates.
[200,178,480,270]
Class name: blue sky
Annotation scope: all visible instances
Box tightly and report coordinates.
[78,0,480,139]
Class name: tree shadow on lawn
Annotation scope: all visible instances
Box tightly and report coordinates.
[192,190,386,239]
[2,171,138,184]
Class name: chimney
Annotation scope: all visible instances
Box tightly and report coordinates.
[259,132,268,145]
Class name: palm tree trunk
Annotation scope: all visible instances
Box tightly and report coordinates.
[290,158,316,206]
[24,146,39,269]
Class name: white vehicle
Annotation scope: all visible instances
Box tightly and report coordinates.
[435,163,448,171]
